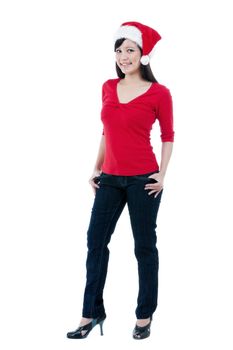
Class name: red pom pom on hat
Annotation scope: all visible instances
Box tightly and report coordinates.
[113,21,162,65]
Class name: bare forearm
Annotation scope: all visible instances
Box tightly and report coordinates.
[93,135,105,171]
[159,142,173,176]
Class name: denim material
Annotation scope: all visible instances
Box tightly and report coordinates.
[82,170,163,319]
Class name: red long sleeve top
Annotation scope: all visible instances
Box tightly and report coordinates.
[100,77,174,176]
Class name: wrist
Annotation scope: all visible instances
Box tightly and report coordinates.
[159,169,166,177]
[93,167,102,172]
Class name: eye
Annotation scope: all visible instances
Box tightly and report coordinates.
[127,49,134,53]
[115,49,121,53]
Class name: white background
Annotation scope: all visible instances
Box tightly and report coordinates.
[1,0,233,349]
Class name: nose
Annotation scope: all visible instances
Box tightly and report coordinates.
[120,52,130,62]
[117,48,127,56]
[122,51,129,58]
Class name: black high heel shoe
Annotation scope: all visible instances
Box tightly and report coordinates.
[67,315,106,339]
[133,316,153,340]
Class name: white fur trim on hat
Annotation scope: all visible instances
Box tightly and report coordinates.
[113,25,142,48]
[140,55,150,65]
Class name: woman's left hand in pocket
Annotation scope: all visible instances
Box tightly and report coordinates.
[144,172,164,198]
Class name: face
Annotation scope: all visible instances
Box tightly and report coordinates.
[115,39,141,75]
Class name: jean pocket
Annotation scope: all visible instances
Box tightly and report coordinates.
[146,177,158,183]
[135,170,159,181]
[134,176,158,185]
[93,175,101,184]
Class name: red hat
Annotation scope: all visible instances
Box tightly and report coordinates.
[113,21,162,65]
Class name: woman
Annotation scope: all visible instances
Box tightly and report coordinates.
[67,21,174,340]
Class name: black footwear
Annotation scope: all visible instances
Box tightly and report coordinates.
[133,316,152,340]
[67,315,106,339]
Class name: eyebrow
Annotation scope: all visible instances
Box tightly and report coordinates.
[117,46,136,49]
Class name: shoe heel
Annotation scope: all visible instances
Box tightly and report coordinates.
[99,320,104,336]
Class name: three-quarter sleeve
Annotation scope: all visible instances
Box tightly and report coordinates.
[157,89,175,142]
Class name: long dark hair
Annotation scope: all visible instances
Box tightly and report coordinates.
[114,38,158,83]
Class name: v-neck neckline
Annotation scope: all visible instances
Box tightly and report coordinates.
[115,78,153,105]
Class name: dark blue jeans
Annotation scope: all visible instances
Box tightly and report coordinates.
[82,170,163,319]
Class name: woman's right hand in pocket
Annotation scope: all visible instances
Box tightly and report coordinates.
[89,170,102,195]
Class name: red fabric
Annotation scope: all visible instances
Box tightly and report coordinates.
[100,78,174,176]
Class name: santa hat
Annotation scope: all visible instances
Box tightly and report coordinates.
[113,21,161,65]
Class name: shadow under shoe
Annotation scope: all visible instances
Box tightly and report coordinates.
[67,315,106,339]
[133,316,153,340]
